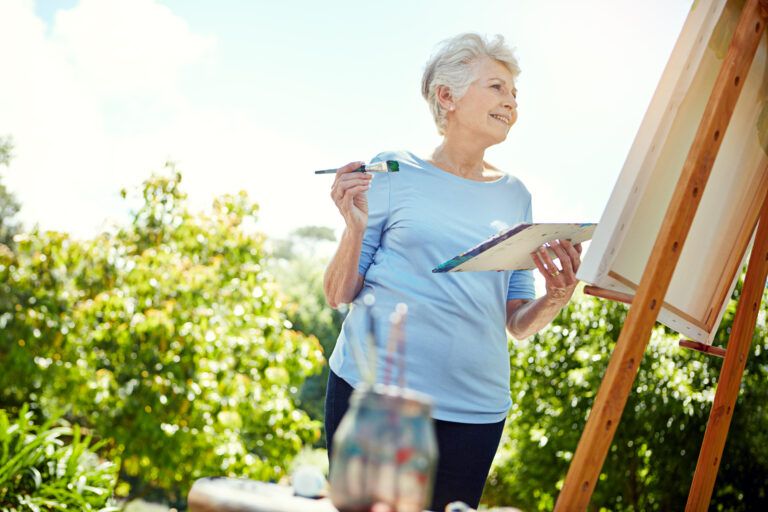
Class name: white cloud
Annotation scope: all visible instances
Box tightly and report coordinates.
[1,1,102,232]
[51,0,215,98]
[0,0,340,240]
[0,0,218,237]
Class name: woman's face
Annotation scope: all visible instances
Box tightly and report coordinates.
[447,56,518,145]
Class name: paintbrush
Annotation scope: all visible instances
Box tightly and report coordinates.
[394,303,407,388]
[314,160,400,174]
[363,294,378,387]
[346,294,377,387]
[348,321,375,386]
[383,310,401,387]
[346,295,378,386]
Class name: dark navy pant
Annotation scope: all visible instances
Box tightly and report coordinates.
[325,370,505,511]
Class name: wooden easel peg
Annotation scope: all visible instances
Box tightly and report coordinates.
[679,339,727,358]
[583,285,633,305]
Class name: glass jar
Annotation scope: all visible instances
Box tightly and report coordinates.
[329,384,438,512]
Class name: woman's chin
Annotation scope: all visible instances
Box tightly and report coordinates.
[490,123,512,141]
[491,130,510,144]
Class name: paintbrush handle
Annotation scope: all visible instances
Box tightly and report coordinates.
[314,166,365,174]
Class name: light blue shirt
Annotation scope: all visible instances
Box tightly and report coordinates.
[328,150,535,423]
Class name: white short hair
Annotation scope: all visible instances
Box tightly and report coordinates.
[421,33,520,135]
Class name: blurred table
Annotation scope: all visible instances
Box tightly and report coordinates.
[188,478,338,512]
[188,477,521,512]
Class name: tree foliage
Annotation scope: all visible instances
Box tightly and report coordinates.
[485,284,768,511]
[3,142,766,509]
[0,135,12,167]
[268,227,343,442]
[0,134,21,248]
[0,166,325,501]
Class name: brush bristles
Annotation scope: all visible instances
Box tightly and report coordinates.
[365,160,399,173]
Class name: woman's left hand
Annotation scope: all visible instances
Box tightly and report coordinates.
[531,239,583,305]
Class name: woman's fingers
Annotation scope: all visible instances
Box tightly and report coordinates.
[328,160,371,230]
[561,239,582,273]
[549,241,573,276]
[331,161,363,196]
[336,183,369,205]
[537,246,562,276]
[530,250,549,276]
[331,174,371,203]
[334,176,371,192]
[533,240,583,285]
[344,183,370,198]
[531,247,560,285]
[336,161,364,175]
[338,174,372,191]
[531,241,582,303]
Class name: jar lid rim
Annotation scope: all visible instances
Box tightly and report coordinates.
[351,384,433,408]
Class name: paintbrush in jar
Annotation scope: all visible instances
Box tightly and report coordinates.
[394,303,408,389]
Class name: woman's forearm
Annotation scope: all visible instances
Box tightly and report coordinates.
[506,295,567,340]
[324,227,366,308]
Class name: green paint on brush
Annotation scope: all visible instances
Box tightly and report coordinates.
[364,160,399,173]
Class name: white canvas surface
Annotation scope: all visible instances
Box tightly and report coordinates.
[577,0,768,343]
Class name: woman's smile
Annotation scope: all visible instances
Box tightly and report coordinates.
[489,113,511,126]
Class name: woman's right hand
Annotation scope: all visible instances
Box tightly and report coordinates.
[330,161,373,232]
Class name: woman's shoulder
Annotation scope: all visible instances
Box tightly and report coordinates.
[503,172,530,193]
[495,171,532,201]
[370,149,419,167]
[482,161,529,192]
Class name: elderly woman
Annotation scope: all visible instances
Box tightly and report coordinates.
[323,33,582,510]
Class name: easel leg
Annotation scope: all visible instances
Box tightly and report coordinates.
[554,1,767,509]
[685,190,768,511]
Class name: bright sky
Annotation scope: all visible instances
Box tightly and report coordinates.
[1,0,692,241]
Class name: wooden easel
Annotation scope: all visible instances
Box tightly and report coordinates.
[553,1,768,510]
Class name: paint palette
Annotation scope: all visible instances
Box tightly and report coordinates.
[433,222,597,272]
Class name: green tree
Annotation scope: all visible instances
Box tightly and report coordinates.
[0,135,21,248]
[269,226,344,443]
[485,284,768,511]
[0,135,12,166]
[0,166,325,502]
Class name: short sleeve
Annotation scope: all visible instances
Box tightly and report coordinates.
[507,195,536,300]
[358,153,391,276]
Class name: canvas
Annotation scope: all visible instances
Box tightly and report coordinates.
[577,0,768,343]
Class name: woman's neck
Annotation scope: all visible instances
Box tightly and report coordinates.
[430,139,494,181]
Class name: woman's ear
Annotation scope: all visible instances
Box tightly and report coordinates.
[436,85,454,111]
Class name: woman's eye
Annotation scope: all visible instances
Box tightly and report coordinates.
[492,84,502,90]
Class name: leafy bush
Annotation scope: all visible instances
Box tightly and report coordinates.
[0,405,119,511]
[269,227,344,440]
[0,167,325,501]
[485,284,768,511]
